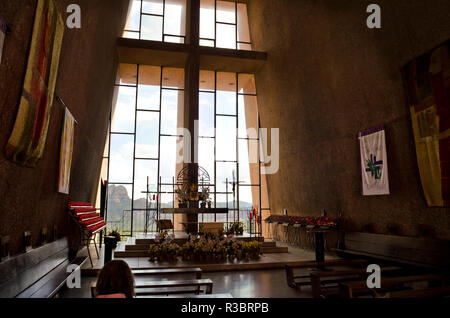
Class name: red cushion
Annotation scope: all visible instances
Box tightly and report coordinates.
[78,212,100,222]
[73,208,97,215]
[89,221,107,234]
[69,202,93,208]
[83,217,104,226]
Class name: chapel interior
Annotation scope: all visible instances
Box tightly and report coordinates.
[0,0,449,299]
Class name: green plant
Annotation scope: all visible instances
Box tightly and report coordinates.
[107,229,121,242]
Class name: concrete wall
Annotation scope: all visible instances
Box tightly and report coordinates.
[0,0,129,255]
[248,0,450,239]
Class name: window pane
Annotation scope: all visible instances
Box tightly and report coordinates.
[238,139,259,185]
[216,23,236,49]
[200,0,215,39]
[107,184,132,224]
[95,158,109,209]
[134,159,158,209]
[238,95,258,138]
[109,134,134,183]
[200,39,215,47]
[217,71,236,91]
[217,91,236,115]
[142,0,163,15]
[123,31,140,39]
[161,89,184,135]
[164,35,185,43]
[138,65,161,110]
[237,43,252,51]
[199,92,214,137]
[237,3,251,43]
[238,74,256,95]
[160,136,182,184]
[217,0,236,24]
[124,0,141,31]
[112,86,136,133]
[141,15,163,41]
[198,137,215,181]
[239,185,260,213]
[217,72,236,115]
[216,162,236,192]
[216,116,236,161]
[164,0,186,36]
[135,111,159,158]
[162,67,185,89]
[116,63,137,85]
[199,70,215,91]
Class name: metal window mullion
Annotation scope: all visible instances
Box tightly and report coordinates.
[162,0,166,42]
[214,0,217,48]
[130,64,140,237]
[141,12,164,18]
[235,1,238,50]
[156,66,163,225]
[235,72,239,223]
[105,111,112,226]
[139,0,143,39]
[214,70,217,222]
[258,107,262,236]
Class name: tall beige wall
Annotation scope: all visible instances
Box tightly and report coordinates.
[247,0,450,239]
[0,0,129,255]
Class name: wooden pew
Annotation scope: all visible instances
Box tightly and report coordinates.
[132,268,202,279]
[285,258,368,289]
[339,274,447,298]
[0,237,87,298]
[381,286,450,298]
[333,232,450,269]
[91,279,213,297]
[310,266,403,298]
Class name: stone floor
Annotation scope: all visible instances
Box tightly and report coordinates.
[59,268,312,298]
[60,241,340,298]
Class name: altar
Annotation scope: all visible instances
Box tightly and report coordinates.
[162,208,228,234]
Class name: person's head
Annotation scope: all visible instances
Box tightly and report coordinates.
[96,260,135,298]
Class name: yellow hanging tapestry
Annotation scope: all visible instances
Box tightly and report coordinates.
[4,0,64,167]
[403,41,450,207]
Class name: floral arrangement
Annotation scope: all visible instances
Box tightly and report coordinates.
[148,234,262,262]
[264,215,340,229]
[226,222,244,236]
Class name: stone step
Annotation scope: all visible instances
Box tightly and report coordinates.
[261,246,289,253]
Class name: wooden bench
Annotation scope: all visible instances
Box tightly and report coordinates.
[285,258,368,289]
[339,274,447,298]
[91,278,213,297]
[333,232,450,269]
[310,266,403,298]
[0,238,87,298]
[132,268,202,279]
[68,202,107,267]
[381,286,450,298]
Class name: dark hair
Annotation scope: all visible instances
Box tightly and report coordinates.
[96,260,135,298]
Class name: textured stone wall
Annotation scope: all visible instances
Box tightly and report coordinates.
[247,0,450,239]
[0,0,129,255]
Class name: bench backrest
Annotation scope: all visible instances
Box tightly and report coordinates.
[0,238,69,298]
[343,232,450,269]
